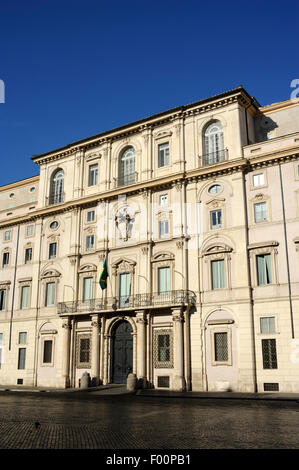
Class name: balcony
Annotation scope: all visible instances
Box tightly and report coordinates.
[46,192,65,206]
[201,148,227,166]
[57,289,196,315]
[116,172,137,187]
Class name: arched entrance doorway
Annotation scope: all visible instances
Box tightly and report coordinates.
[111,320,133,384]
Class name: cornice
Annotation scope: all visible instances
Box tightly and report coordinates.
[31,87,258,165]
[2,149,298,230]
[0,175,39,192]
[260,98,299,114]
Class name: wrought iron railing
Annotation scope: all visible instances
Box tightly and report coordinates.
[202,148,227,166]
[57,289,196,314]
[117,172,136,187]
[46,192,65,206]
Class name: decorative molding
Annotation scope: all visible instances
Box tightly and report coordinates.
[78,263,97,274]
[248,241,279,250]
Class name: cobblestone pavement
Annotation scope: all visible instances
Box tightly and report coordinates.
[0,391,299,449]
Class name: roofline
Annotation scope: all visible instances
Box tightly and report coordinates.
[259,97,299,114]
[0,174,40,192]
[31,86,260,161]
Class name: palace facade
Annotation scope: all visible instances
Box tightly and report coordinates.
[1,86,299,392]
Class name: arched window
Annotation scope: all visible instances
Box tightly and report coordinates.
[49,169,64,204]
[118,147,135,186]
[204,121,225,165]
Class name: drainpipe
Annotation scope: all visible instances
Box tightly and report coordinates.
[9,224,20,351]
[242,170,258,393]
[33,218,44,386]
[279,163,294,338]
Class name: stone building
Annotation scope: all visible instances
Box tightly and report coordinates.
[0,86,299,392]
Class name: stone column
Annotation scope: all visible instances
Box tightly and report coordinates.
[61,318,72,388]
[136,310,147,388]
[172,308,186,391]
[90,314,101,386]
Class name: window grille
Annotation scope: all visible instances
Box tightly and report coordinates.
[77,336,91,368]
[264,383,279,391]
[157,376,170,388]
[262,339,277,369]
[158,335,170,362]
[153,329,173,368]
[214,332,228,362]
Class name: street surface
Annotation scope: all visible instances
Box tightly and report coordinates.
[0,390,298,449]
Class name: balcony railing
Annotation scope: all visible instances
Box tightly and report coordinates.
[46,192,65,206]
[202,148,227,166]
[117,172,137,187]
[57,289,196,314]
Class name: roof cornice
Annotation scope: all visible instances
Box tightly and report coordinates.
[31,87,259,165]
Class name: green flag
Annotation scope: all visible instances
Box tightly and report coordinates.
[99,258,109,290]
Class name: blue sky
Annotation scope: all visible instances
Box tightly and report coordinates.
[0,0,298,186]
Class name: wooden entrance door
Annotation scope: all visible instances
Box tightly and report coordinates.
[112,321,133,384]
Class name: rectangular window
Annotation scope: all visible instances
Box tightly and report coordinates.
[262,338,277,369]
[88,164,98,186]
[158,143,170,167]
[254,202,267,222]
[159,194,168,207]
[79,337,90,364]
[256,254,272,285]
[45,282,55,307]
[25,248,32,264]
[210,210,222,229]
[49,242,57,259]
[2,252,9,268]
[21,286,30,309]
[253,173,265,187]
[4,231,11,241]
[83,277,93,302]
[159,219,169,238]
[0,290,6,311]
[158,267,170,294]
[26,225,34,237]
[86,235,94,251]
[43,340,53,364]
[18,332,27,344]
[214,332,228,362]
[211,259,226,289]
[87,210,95,222]
[18,348,26,370]
[260,317,276,334]
[119,272,131,308]
[158,334,170,362]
